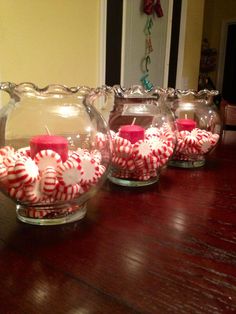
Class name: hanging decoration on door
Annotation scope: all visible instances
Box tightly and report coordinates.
[140,0,164,90]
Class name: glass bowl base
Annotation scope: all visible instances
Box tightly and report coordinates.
[16,202,87,226]
[108,175,159,187]
[169,159,205,168]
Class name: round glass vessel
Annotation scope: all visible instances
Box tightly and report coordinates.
[168,89,221,168]
[0,82,111,225]
[89,85,176,187]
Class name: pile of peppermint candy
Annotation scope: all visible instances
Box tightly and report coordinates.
[0,145,106,218]
[105,124,175,181]
[173,128,220,161]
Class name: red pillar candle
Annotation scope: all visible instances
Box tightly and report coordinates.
[30,135,68,162]
[176,118,197,132]
[119,125,145,144]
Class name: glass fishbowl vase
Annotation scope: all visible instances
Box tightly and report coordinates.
[0,82,111,225]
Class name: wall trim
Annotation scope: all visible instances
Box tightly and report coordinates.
[175,0,187,89]
[99,0,107,86]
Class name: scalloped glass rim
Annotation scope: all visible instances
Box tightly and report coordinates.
[112,85,175,99]
[0,82,92,98]
[174,88,219,98]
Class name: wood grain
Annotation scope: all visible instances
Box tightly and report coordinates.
[0,130,236,313]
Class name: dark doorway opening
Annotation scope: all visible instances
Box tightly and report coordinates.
[105,0,123,86]
[222,23,236,103]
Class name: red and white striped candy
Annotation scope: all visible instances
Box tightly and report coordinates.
[0,146,15,157]
[94,132,107,150]
[114,144,133,158]
[183,134,198,146]
[0,164,7,180]
[144,155,160,171]
[148,138,166,157]
[113,169,130,178]
[53,189,77,201]
[145,127,160,139]
[75,148,91,158]
[34,149,62,172]
[158,130,174,146]
[175,138,186,153]
[209,133,219,146]
[27,209,48,218]
[178,130,190,139]
[7,165,23,188]
[126,158,135,171]
[90,150,102,164]
[198,138,212,153]
[80,158,101,185]
[41,166,57,195]
[57,182,81,195]
[24,180,42,203]
[69,152,82,164]
[109,130,116,139]
[8,187,25,201]
[195,129,210,141]
[14,157,39,185]
[3,155,18,168]
[133,140,152,160]
[133,158,145,171]
[133,171,151,181]
[57,158,82,186]
[98,164,106,175]
[113,136,131,148]
[112,155,127,169]
[184,145,199,155]
[16,146,31,157]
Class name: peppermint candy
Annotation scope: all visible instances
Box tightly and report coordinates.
[8,187,25,201]
[94,132,107,150]
[0,164,7,180]
[173,128,220,161]
[24,180,42,203]
[57,158,82,186]
[16,146,31,157]
[0,143,107,208]
[7,165,23,188]
[0,146,15,157]
[133,140,152,160]
[41,166,57,195]
[145,127,160,139]
[14,157,39,185]
[80,158,101,185]
[34,149,62,172]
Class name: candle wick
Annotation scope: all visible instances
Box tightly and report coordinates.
[131,118,136,125]
[45,125,51,135]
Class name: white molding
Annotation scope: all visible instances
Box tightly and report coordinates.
[163,0,173,88]
[98,0,107,86]
[216,18,236,91]
[175,0,187,89]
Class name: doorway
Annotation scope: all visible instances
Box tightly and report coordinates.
[217,21,236,103]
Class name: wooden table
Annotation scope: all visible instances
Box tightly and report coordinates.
[0,131,236,313]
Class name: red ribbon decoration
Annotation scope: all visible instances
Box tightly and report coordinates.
[143,0,163,17]
[143,0,155,15]
[154,0,163,17]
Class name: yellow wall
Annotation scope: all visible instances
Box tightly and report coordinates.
[0,0,102,90]
[182,0,205,89]
[202,0,236,85]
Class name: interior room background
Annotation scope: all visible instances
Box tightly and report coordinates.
[0,0,235,107]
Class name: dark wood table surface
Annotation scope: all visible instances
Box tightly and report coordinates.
[0,131,236,314]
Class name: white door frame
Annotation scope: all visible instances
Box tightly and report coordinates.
[98,0,107,86]
[175,0,187,89]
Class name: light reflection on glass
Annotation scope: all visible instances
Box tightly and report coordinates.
[56,105,80,118]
